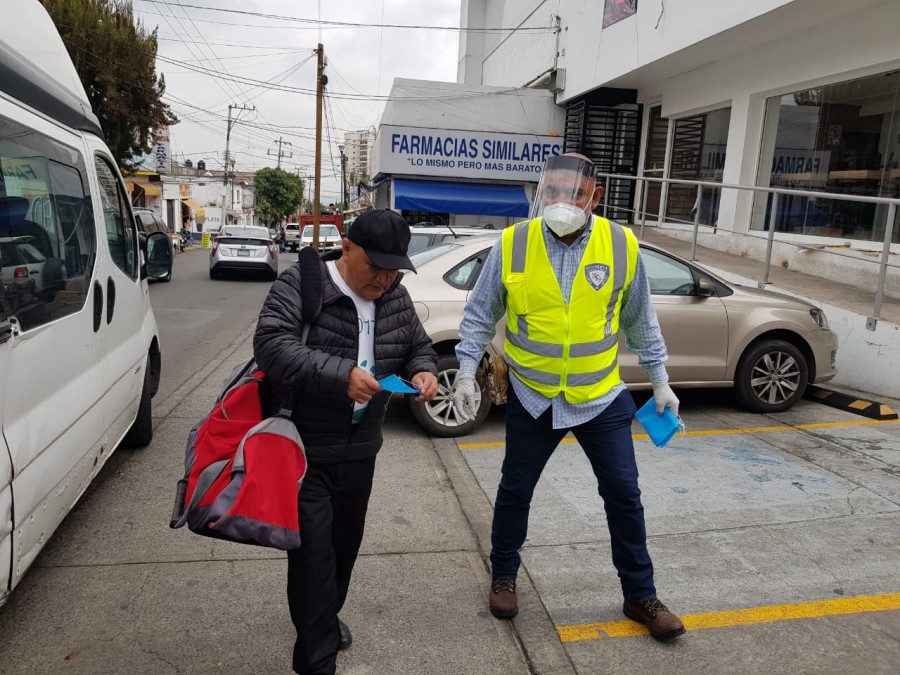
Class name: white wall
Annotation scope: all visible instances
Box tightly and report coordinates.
[380,78,564,137]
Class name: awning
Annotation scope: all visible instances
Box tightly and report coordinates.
[393,179,530,217]
[124,180,136,193]
[182,199,201,211]
[141,182,162,196]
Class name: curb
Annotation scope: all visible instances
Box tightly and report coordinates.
[805,385,899,420]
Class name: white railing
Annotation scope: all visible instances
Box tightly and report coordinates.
[596,172,900,330]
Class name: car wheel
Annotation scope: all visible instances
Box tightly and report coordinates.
[734,338,808,413]
[122,359,153,448]
[209,269,219,280]
[409,354,491,437]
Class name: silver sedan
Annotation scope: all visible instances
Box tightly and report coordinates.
[209,226,279,280]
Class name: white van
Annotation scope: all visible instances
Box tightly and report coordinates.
[0,1,172,604]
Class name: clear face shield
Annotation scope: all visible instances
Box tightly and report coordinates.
[530,155,599,237]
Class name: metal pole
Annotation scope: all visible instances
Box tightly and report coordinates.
[312,44,324,250]
[603,175,610,218]
[759,192,779,288]
[639,177,649,239]
[867,202,897,330]
[690,183,702,261]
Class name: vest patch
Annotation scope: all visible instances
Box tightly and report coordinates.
[584,263,610,290]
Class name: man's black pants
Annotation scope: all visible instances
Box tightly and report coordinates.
[287,456,376,675]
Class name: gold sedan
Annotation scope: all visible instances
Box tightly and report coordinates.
[401,234,838,437]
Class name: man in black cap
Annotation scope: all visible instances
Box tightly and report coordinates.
[254,209,438,674]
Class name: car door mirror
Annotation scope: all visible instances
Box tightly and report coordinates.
[142,231,173,280]
[697,276,716,297]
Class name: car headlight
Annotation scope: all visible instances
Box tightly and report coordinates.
[809,308,829,329]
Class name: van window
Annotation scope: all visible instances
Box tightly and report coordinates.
[95,157,138,279]
[0,114,95,330]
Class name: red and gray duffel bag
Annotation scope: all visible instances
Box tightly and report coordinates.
[169,358,308,550]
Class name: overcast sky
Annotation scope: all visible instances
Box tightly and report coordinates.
[132,0,461,202]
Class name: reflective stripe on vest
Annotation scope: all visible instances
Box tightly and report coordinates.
[500,216,638,404]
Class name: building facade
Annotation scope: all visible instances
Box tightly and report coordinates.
[370,78,564,228]
[458,0,900,249]
[342,130,375,182]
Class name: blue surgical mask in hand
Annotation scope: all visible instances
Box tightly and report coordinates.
[377,374,420,394]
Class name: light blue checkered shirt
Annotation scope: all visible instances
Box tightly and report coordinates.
[456,217,669,430]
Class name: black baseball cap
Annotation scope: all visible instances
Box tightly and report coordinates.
[346,209,416,272]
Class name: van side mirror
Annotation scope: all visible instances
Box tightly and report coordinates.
[141,231,173,280]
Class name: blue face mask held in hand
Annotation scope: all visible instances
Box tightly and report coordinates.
[378,374,420,394]
[634,396,684,448]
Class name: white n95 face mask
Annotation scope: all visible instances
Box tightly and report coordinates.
[543,202,589,237]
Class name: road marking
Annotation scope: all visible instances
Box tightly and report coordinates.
[556,593,900,641]
[457,418,898,450]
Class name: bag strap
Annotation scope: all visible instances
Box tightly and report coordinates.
[277,247,325,417]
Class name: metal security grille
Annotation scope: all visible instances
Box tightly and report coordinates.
[564,99,641,222]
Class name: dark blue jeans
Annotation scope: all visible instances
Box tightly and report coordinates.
[490,386,656,603]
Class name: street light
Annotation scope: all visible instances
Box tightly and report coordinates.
[338,143,348,211]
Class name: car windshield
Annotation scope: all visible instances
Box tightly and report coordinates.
[221,227,269,239]
[408,242,460,268]
[302,225,339,238]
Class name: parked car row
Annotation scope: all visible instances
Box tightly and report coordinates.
[400,233,838,437]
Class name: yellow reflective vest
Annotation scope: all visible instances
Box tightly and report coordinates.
[500,216,639,404]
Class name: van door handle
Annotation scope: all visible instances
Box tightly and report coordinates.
[106,276,116,324]
[93,280,103,332]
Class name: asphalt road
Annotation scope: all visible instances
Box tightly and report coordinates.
[147,246,288,402]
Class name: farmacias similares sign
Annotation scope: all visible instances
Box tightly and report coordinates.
[378,125,562,181]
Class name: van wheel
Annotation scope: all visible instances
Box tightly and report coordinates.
[123,362,153,448]
[409,355,491,437]
[734,339,808,413]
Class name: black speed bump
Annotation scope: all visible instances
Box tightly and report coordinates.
[805,385,899,420]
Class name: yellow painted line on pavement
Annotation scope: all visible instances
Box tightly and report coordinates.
[556,592,900,642]
[457,417,898,450]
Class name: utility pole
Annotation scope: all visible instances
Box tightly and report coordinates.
[313,43,325,249]
[269,137,293,169]
[224,102,254,225]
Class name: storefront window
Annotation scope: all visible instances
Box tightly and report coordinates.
[641,105,667,220]
[665,107,731,228]
[756,70,900,242]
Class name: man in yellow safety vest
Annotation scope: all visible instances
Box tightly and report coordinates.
[453,153,685,640]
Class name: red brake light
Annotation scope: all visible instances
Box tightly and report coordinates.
[211,242,218,254]
[13,266,28,279]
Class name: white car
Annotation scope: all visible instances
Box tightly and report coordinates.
[407,224,499,256]
[301,223,342,252]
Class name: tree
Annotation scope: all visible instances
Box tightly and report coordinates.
[42,0,176,169]
[254,168,304,226]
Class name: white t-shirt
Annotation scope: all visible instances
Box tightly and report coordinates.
[326,261,376,423]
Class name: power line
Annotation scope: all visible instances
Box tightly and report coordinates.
[135,1,556,33]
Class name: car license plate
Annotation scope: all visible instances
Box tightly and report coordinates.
[237,249,251,256]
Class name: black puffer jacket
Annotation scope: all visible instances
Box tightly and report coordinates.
[253,250,437,464]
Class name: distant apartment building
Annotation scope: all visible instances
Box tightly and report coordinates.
[342,130,374,181]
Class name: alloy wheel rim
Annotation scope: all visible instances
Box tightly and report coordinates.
[425,367,481,427]
[749,350,800,405]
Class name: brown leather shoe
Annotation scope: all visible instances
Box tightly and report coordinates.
[489,579,518,618]
[623,597,685,640]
